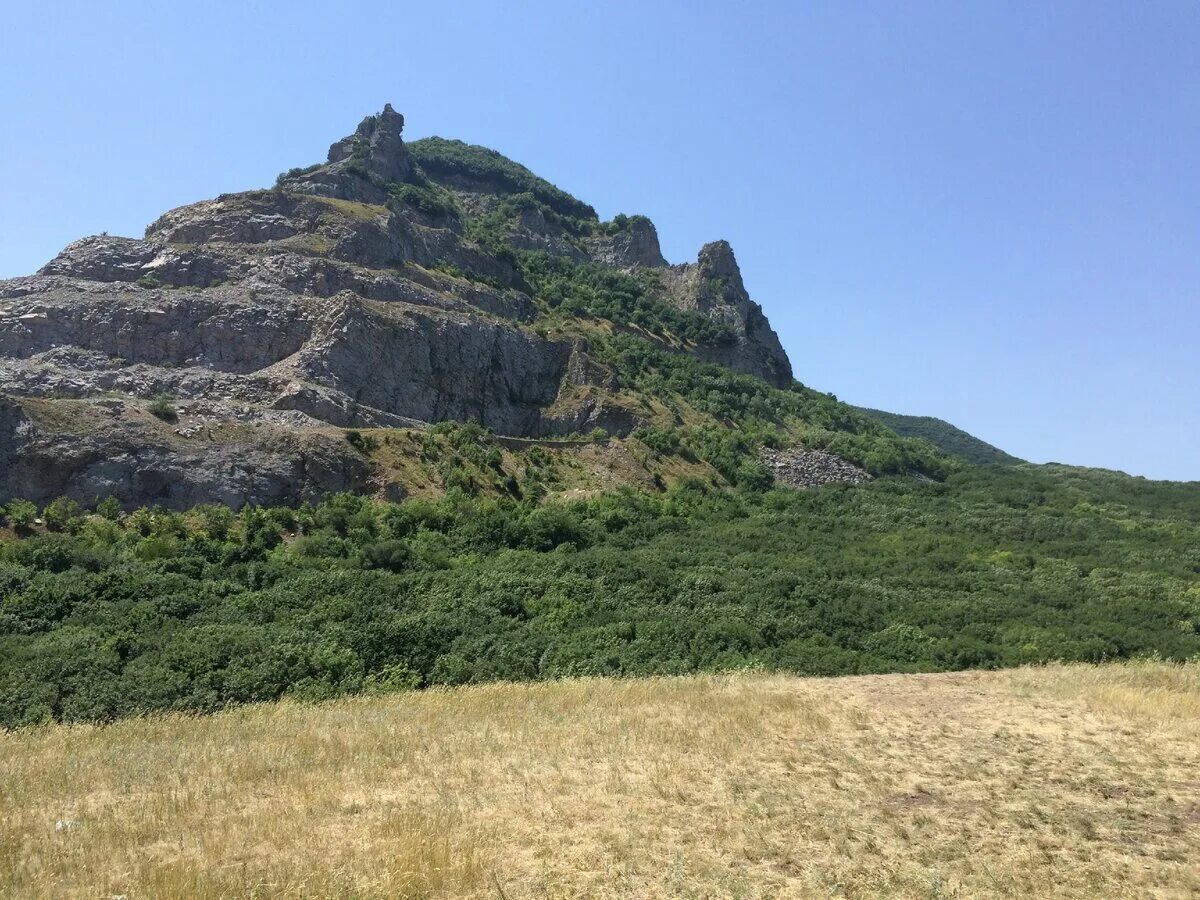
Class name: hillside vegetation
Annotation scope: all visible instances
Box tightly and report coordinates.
[854,407,1022,465]
[1,107,1197,756]
[407,136,599,220]
[1,462,1197,726]
[2,661,1197,898]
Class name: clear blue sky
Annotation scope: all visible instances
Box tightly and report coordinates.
[2,1,1197,479]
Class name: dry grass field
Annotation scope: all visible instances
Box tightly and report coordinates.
[1,662,1198,899]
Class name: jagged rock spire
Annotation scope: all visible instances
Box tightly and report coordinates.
[696,240,748,301]
[326,103,410,184]
[661,239,793,387]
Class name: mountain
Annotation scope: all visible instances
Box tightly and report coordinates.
[853,407,1022,465]
[3,106,1198,732]
[0,105,943,509]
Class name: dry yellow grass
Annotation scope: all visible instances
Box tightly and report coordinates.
[2,662,1198,898]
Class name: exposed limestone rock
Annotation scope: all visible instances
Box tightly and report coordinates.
[0,395,381,509]
[1,281,311,373]
[326,103,410,183]
[584,217,667,269]
[664,240,793,388]
[0,277,600,436]
[289,103,413,204]
[0,105,796,508]
[760,446,872,489]
[501,205,590,261]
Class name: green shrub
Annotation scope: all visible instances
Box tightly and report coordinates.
[94,496,122,521]
[148,394,177,422]
[344,430,378,454]
[596,213,653,236]
[363,663,422,694]
[42,497,82,533]
[734,461,774,492]
[274,163,323,187]
[195,504,234,541]
[3,499,38,532]
[359,539,411,572]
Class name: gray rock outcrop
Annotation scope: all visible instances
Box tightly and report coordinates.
[583,217,668,269]
[760,446,872,488]
[0,105,794,508]
[326,103,410,183]
[663,241,793,388]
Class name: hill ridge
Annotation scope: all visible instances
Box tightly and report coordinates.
[854,405,1022,465]
[0,104,941,508]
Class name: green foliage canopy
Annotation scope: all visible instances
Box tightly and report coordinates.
[1,465,1196,727]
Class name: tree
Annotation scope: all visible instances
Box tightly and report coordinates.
[43,497,82,533]
[3,499,38,533]
[95,496,122,521]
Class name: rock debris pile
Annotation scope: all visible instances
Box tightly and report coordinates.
[760,446,872,489]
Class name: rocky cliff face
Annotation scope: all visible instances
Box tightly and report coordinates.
[662,240,792,387]
[0,106,795,508]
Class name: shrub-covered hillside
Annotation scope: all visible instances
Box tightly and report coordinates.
[407,136,598,220]
[855,407,1022,465]
[1,106,1195,734]
[1,464,1197,726]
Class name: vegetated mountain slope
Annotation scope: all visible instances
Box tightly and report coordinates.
[3,105,1197,735]
[855,406,1022,465]
[4,662,1197,899]
[2,461,1197,727]
[0,104,938,508]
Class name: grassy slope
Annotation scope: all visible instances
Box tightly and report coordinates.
[360,426,719,500]
[2,661,1197,899]
[854,406,1022,465]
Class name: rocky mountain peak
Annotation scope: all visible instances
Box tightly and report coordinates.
[0,104,799,508]
[696,240,748,300]
[660,239,793,387]
[322,103,411,188]
[380,101,404,127]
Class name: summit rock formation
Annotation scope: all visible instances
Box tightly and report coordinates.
[0,106,794,508]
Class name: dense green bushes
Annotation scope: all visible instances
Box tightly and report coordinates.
[274,162,323,187]
[608,334,950,479]
[1,465,1197,726]
[407,137,597,221]
[594,213,654,236]
[854,407,1022,465]
[387,180,460,221]
[518,251,736,345]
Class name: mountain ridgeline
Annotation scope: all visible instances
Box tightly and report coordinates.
[1,106,1198,728]
[0,104,948,510]
[854,407,1022,466]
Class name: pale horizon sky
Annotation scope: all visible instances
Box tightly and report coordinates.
[1,1,1197,480]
